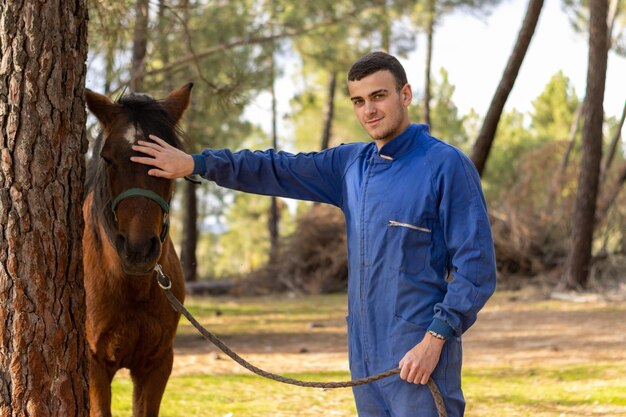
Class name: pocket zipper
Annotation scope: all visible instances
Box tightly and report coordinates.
[388,220,432,233]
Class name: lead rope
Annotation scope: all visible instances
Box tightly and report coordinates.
[154,264,447,417]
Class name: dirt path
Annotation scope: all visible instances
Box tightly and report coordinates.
[171,289,626,377]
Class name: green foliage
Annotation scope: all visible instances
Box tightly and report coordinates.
[410,68,469,148]
[288,71,364,151]
[529,71,580,143]
[482,71,579,203]
[481,109,535,200]
[213,192,272,276]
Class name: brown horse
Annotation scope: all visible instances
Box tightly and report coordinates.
[83,84,191,417]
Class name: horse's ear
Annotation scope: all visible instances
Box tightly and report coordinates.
[85,89,121,127]
[162,83,193,123]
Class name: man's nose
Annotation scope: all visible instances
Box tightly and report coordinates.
[364,100,377,115]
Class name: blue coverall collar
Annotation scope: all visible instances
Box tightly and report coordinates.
[377,123,428,161]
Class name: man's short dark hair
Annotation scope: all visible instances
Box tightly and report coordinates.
[348,51,408,91]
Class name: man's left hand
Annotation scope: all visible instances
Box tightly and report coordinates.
[398,332,445,384]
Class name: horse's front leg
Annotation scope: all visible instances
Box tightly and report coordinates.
[130,350,174,417]
[89,353,116,417]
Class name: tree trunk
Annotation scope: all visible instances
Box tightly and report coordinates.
[423,0,435,127]
[158,0,173,92]
[470,0,545,175]
[181,181,198,282]
[606,0,619,48]
[104,41,116,95]
[163,0,199,283]
[563,0,609,290]
[559,100,584,172]
[380,0,391,52]
[269,48,280,264]
[597,161,626,224]
[545,101,583,213]
[600,99,625,183]
[0,1,89,415]
[320,72,337,150]
[130,0,149,92]
[558,0,619,177]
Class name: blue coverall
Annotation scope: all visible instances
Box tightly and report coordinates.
[192,123,497,416]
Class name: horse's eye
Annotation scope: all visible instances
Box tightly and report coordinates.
[102,156,112,165]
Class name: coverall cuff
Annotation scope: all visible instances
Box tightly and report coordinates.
[428,318,456,340]
[192,154,207,176]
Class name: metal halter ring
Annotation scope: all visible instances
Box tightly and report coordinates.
[154,264,172,290]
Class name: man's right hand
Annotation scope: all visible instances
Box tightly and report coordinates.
[131,134,194,179]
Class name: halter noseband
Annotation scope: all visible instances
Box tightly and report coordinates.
[111,188,170,242]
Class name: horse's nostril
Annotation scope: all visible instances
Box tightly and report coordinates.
[115,234,127,255]
[146,236,160,261]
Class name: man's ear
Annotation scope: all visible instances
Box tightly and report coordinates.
[401,84,413,106]
[85,89,122,127]
[162,83,193,123]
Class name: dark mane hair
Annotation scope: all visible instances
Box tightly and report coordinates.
[85,92,185,245]
[347,51,408,91]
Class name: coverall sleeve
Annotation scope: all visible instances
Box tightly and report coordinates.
[428,149,497,339]
[191,146,351,207]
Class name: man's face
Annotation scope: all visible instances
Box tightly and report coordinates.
[348,70,412,148]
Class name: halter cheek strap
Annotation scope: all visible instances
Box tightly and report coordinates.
[111,188,171,242]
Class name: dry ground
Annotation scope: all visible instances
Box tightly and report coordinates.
[171,288,626,378]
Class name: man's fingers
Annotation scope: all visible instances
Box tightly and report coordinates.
[149,134,170,147]
[400,358,432,385]
[130,156,160,167]
[406,367,419,384]
[147,168,172,179]
[132,145,159,157]
[136,140,161,149]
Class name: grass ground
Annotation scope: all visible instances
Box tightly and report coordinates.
[111,290,626,416]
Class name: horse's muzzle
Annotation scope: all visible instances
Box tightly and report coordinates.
[115,233,161,275]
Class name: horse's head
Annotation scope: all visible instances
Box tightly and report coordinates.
[85,84,192,275]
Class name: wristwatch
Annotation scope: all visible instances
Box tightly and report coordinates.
[427,330,446,341]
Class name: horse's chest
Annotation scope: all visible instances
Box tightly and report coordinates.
[89,304,176,367]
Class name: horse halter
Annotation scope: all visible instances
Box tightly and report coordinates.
[111,188,170,242]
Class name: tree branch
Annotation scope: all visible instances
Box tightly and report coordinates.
[125,7,363,84]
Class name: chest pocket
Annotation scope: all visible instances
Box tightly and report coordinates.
[386,219,433,275]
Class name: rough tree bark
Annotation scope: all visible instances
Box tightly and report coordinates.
[130,0,149,92]
[563,0,609,290]
[0,1,89,416]
[470,0,545,175]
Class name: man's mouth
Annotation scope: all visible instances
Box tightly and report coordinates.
[366,117,383,126]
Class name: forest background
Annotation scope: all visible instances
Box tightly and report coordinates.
[86,0,626,295]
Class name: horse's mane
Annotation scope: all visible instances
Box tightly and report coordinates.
[85,92,185,245]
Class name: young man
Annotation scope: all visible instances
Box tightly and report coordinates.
[131,51,496,416]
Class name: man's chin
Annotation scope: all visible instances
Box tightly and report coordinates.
[367,128,393,142]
